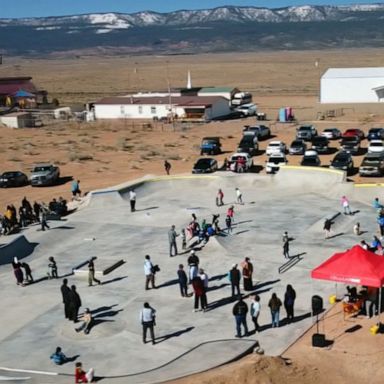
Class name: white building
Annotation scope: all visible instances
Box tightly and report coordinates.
[321,67,384,103]
[93,95,231,121]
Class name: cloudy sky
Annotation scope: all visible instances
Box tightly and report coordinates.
[1,1,378,18]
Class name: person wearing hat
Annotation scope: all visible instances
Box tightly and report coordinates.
[229,264,241,297]
[75,308,93,334]
[88,258,101,286]
[187,250,199,282]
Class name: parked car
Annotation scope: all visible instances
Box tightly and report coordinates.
[340,136,360,155]
[342,129,365,140]
[228,152,253,172]
[311,136,330,154]
[266,141,286,156]
[0,171,29,188]
[301,150,321,167]
[30,163,60,186]
[243,125,271,140]
[321,128,341,140]
[235,103,257,117]
[368,140,384,154]
[367,128,384,141]
[330,151,354,173]
[192,158,218,174]
[296,125,318,141]
[266,153,288,174]
[237,135,259,156]
[200,137,222,155]
[359,153,384,177]
[289,139,307,155]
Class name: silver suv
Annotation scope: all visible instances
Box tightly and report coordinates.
[296,125,318,141]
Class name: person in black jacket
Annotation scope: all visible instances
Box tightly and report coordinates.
[232,296,249,337]
[177,264,188,297]
[284,284,296,323]
[68,285,82,323]
[229,264,241,297]
[61,279,71,320]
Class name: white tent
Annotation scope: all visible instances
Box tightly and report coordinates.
[320,67,384,103]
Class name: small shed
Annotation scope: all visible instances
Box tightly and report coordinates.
[321,67,384,103]
[0,112,33,128]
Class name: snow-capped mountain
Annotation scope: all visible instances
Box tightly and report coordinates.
[1,4,384,54]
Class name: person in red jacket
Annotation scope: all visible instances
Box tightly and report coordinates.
[192,276,207,312]
[75,362,94,383]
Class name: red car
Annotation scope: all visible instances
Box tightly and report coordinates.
[342,129,365,140]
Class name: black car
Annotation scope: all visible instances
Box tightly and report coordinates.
[237,136,259,156]
[301,151,321,167]
[311,136,329,154]
[330,151,354,173]
[367,128,384,141]
[192,158,218,174]
[0,171,29,187]
[340,136,360,155]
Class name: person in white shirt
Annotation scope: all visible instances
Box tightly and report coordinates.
[140,302,156,344]
[250,294,261,332]
[236,188,243,204]
[144,255,155,290]
[129,189,137,212]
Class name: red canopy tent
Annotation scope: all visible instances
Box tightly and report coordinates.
[311,245,384,288]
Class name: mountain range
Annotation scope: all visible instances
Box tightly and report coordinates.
[1,4,384,55]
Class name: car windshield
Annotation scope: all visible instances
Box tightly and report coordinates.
[342,137,358,143]
[362,159,380,166]
[291,141,302,147]
[369,129,382,133]
[370,142,383,147]
[195,160,211,167]
[2,172,17,177]
[270,158,285,164]
[303,157,318,164]
[33,166,51,172]
[269,143,280,147]
[202,140,217,145]
[312,138,326,144]
[334,154,349,162]
[324,129,334,133]
[299,126,311,131]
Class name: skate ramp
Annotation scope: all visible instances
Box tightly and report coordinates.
[0,235,38,265]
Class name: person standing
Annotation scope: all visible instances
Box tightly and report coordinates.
[181,228,187,251]
[250,294,261,333]
[144,255,156,290]
[229,264,241,297]
[129,189,137,212]
[21,262,33,283]
[168,225,179,257]
[216,189,224,206]
[353,222,361,236]
[71,179,81,199]
[187,250,199,282]
[33,201,41,223]
[12,257,24,286]
[227,205,235,224]
[48,256,58,279]
[232,296,249,338]
[283,236,290,259]
[192,276,207,312]
[61,278,71,320]
[199,268,209,306]
[140,302,156,344]
[225,215,232,234]
[284,284,296,323]
[41,204,50,231]
[377,215,384,237]
[88,258,101,286]
[164,160,171,175]
[177,264,188,297]
[75,362,94,383]
[241,257,253,291]
[323,218,332,239]
[68,285,82,323]
[235,188,243,204]
[341,195,352,215]
[268,292,282,328]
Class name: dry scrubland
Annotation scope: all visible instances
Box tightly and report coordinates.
[1,49,384,383]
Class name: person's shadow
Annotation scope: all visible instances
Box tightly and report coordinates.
[155,326,194,344]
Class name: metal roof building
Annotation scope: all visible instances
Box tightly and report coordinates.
[320,67,384,103]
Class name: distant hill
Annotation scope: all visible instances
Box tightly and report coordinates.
[1,4,384,55]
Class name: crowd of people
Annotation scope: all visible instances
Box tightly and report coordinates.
[0,196,68,235]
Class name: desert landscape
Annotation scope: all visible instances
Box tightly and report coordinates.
[1,48,384,383]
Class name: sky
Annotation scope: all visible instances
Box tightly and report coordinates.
[1,0,378,18]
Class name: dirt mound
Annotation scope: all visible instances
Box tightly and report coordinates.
[168,354,322,384]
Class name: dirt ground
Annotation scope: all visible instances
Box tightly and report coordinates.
[1,48,384,383]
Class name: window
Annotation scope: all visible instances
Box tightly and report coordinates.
[151,106,157,114]
[138,106,143,114]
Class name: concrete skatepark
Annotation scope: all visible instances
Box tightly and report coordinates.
[0,167,381,383]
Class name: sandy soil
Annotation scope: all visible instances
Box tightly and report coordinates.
[1,49,384,383]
